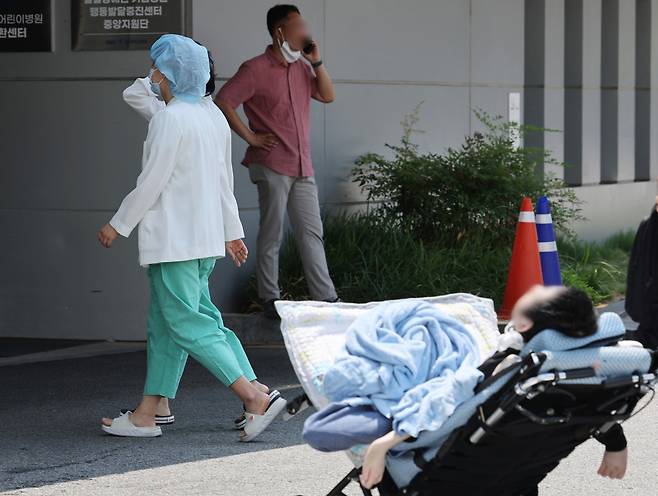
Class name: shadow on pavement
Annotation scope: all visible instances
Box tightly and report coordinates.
[0,347,308,492]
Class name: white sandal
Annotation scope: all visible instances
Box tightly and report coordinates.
[101,413,162,438]
[240,390,287,442]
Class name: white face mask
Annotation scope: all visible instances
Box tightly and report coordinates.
[498,321,525,351]
[278,30,302,63]
[148,68,164,101]
[503,321,517,334]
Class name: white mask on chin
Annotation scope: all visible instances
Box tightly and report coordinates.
[498,321,525,351]
[278,33,302,63]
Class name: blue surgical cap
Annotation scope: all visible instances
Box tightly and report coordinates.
[150,34,210,103]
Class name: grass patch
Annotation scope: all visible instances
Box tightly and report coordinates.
[245,214,633,310]
[558,231,634,305]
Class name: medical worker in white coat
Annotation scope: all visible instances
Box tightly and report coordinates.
[116,46,263,433]
[97,34,286,440]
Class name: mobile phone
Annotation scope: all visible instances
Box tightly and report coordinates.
[303,37,315,54]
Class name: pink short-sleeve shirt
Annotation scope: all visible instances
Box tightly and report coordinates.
[217,45,321,177]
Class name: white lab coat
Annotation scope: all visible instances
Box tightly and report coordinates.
[110,84,244,267]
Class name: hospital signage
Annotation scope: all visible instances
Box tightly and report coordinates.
[0,0,52,52]
[72,0,185,51]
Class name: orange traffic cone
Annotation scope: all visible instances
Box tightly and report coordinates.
[499,197,544,320]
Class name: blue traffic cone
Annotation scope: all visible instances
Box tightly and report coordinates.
[535,196,562,285]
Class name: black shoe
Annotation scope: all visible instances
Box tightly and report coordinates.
[323,297,341,303]
[263,299,281,320]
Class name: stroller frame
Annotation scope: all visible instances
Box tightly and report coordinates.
[318,350,658,496]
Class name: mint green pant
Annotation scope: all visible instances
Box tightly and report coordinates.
[143,258,256,399]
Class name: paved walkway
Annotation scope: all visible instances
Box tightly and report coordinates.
[2,300,656,495]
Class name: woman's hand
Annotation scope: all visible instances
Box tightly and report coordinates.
[226,239,248,267]
[597,449,628,479]
[360,438,390,489]
[97,224,119,248]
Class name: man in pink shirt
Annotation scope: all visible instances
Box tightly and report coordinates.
[216,4,338,318]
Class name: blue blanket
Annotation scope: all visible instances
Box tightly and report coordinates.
[322,301,483,437]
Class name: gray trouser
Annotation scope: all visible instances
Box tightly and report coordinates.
[249,163,337,302]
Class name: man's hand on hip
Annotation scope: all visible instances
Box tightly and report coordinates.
[248,132,278,151]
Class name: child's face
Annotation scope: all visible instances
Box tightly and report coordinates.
[510,285,566,333]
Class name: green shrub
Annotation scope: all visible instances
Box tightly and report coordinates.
[266,215,631,309]
[352,106,582,243]
[272,213,511,306]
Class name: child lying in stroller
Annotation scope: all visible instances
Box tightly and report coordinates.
[303,285,630,490]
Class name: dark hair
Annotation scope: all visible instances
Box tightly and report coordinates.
[267,4,300,36]
[205,49,216,96]
[193,40,216,97]
[523,287,598,340]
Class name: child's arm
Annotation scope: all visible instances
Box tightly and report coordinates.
[598,449,628,479]
[122,78,165,122]
[109,110,182,238]
[360,431,411,489]
[595,423,628,479]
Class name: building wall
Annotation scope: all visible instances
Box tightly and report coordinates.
[0,1,653,340]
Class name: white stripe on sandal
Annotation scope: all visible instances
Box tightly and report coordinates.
[234,413,247,430]
[120,408,175,426]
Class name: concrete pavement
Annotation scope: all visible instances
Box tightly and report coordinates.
[1,346,657,495]
[0,347,360,496]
